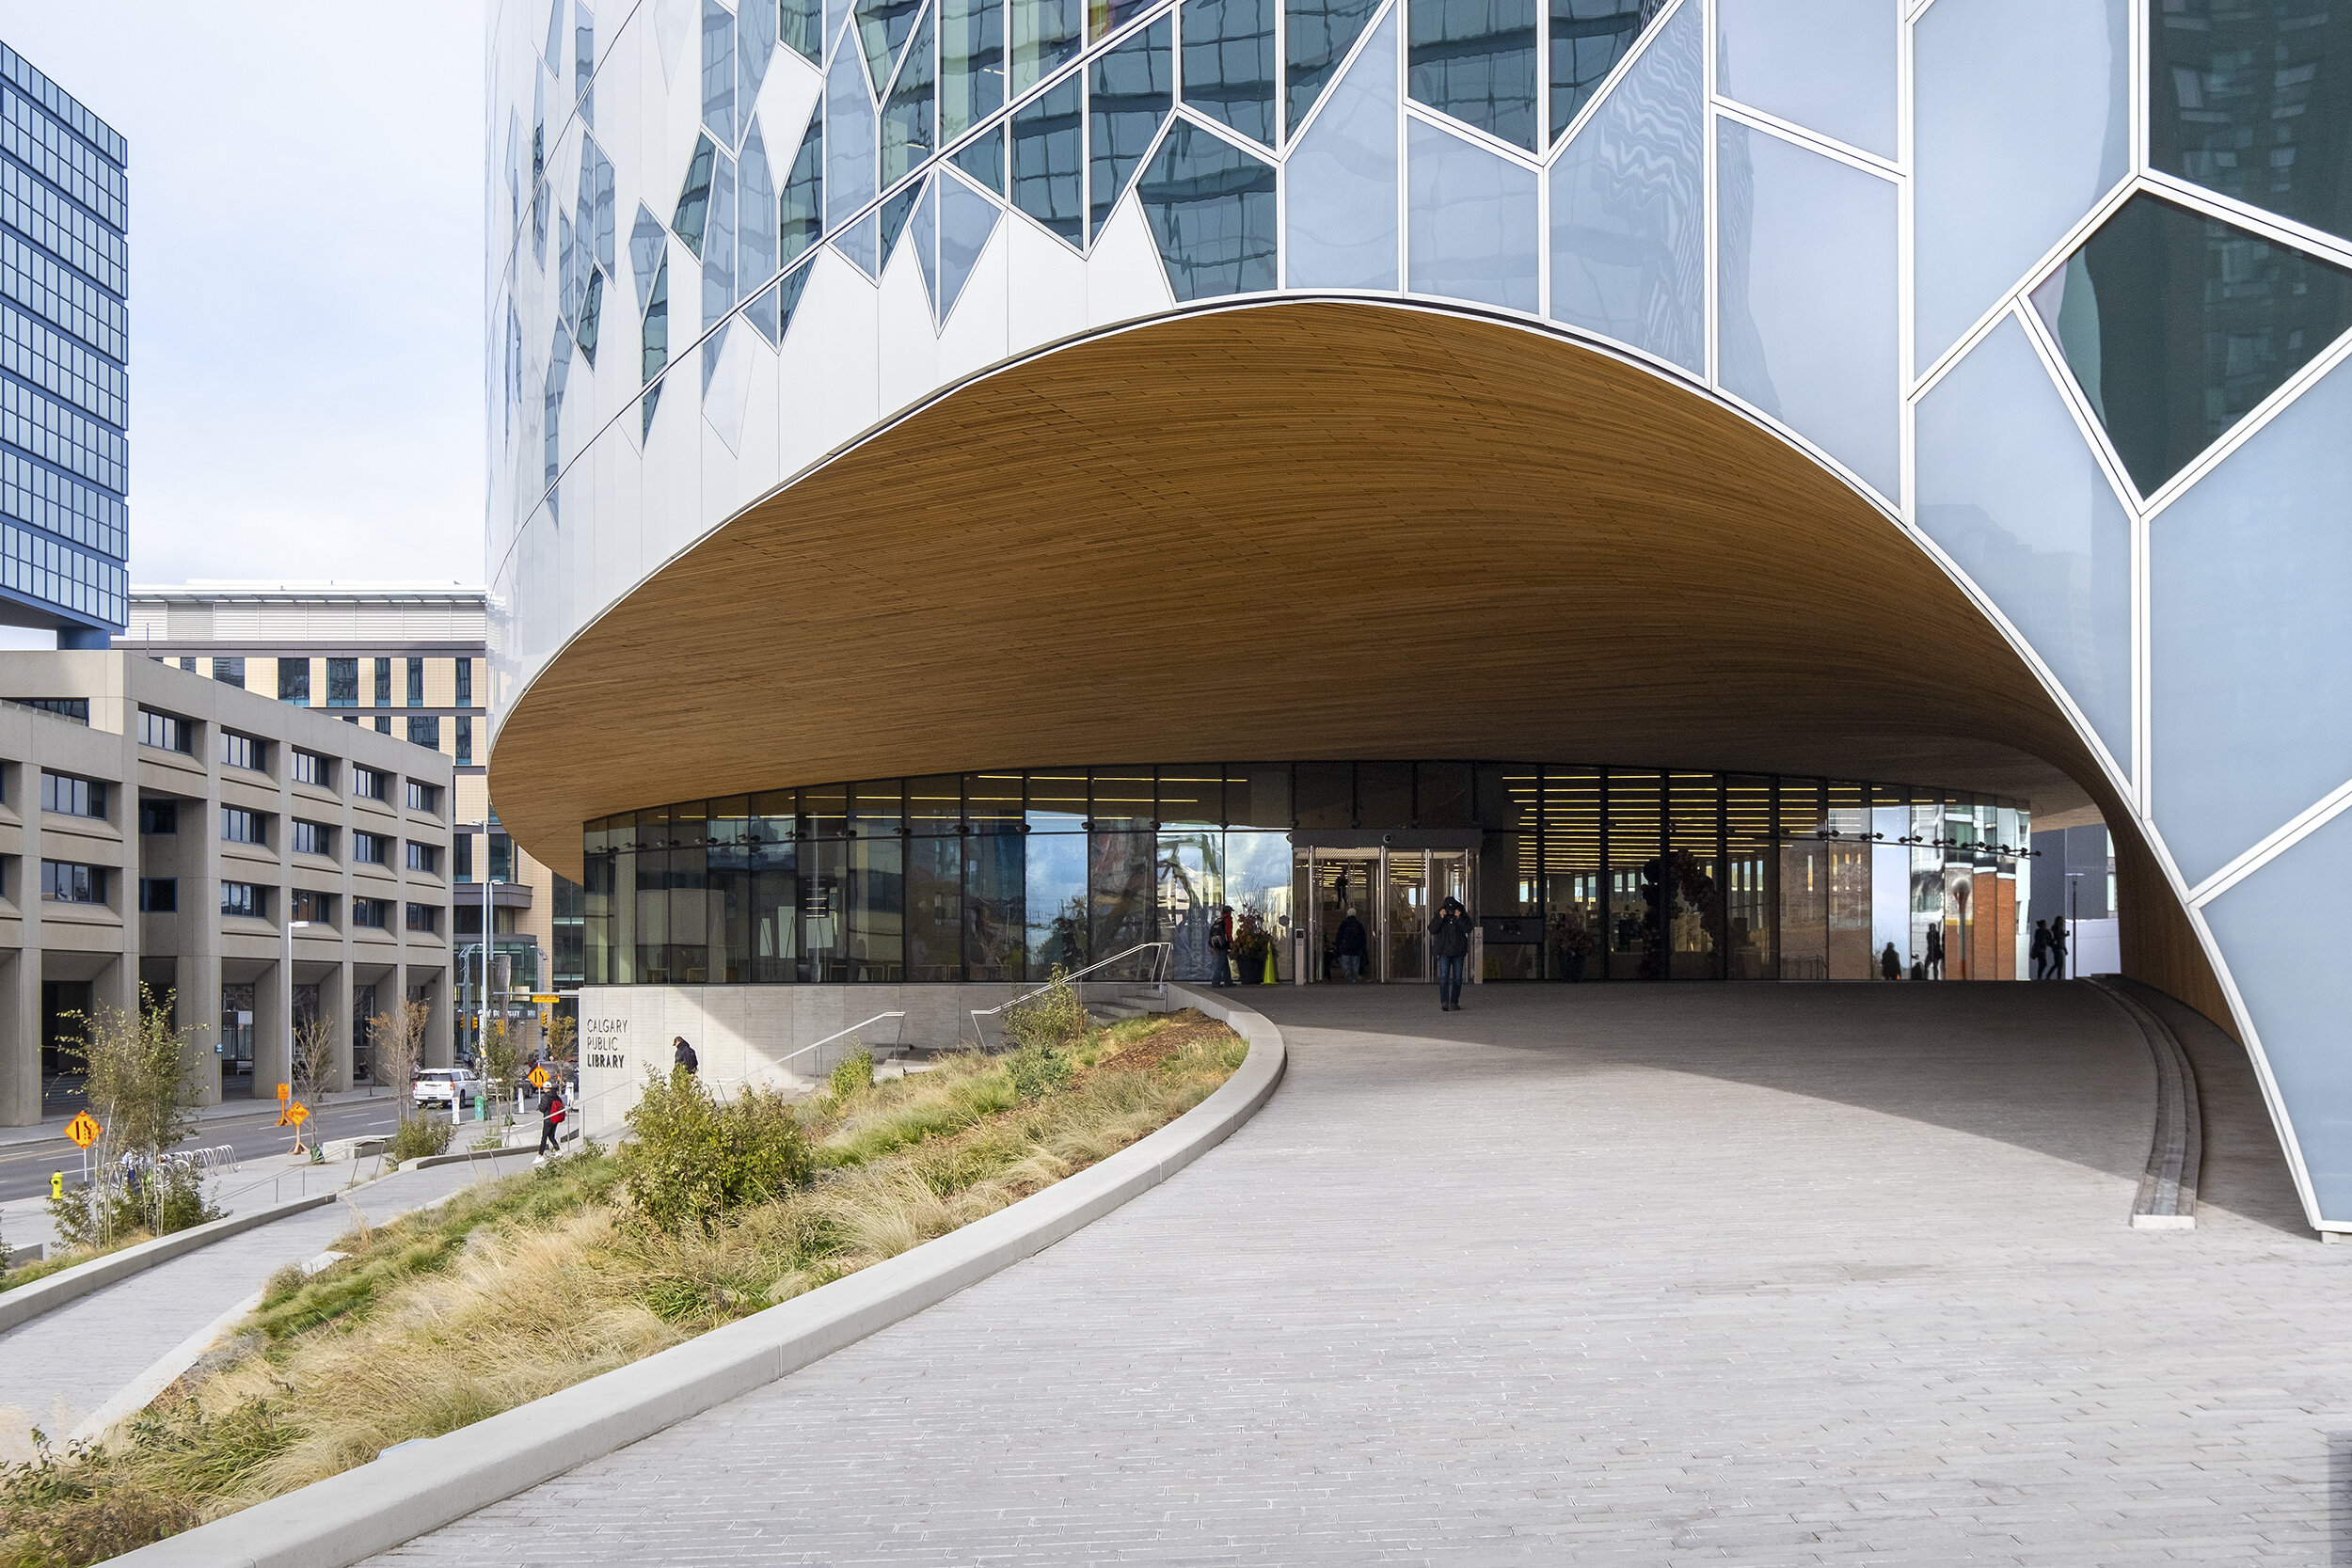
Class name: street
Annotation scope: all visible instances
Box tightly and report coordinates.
[0,1096,412,1203]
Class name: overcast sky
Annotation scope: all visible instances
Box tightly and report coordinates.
[0,2,485,592]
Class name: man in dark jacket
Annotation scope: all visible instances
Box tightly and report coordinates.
[535,1083,565,1160]
[673,1036,699,1075]
[1207,905,1233,987]
[1431,897,1472,1011]
[1335,909,1369,980]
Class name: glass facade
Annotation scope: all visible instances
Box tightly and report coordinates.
[584,761,2026,988]
[0,46,126,637]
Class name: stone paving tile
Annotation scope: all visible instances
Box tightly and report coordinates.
[376,984,2352,1565]
[0,1158,521,1442]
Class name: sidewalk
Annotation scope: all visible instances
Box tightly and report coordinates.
[0,1085,405,1151]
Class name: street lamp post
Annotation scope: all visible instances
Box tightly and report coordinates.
[283,917,311,1101]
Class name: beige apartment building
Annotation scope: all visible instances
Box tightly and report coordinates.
[0,651,454,1125]
[117,584,574,1058]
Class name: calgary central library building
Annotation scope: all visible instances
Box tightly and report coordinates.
[487,0,2352,1227]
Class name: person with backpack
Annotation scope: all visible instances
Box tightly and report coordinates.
[534,1080,566,1162]
[1207,905,1233,988]
[1432,896,1473,1011]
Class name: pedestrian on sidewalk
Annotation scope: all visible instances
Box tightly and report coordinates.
[535,1082,566,1162]
[2049,916,2069,980]
[1432,897,1472,1012]
[1208,905,1233,988]
[2030,918,2052,979]
[673,1036,699,1076]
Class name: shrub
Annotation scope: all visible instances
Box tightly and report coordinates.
[1006,1041,1073,1103]
[50,1164,222,1251]
[828,1047,874,1102]
[1002,967,1087,1053]
[621,1069,813,1234]
[389,1118,453,1164]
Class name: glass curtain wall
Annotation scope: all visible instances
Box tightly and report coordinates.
[585,763,2027,985]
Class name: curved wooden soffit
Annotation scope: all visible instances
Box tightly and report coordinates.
[492,300,2228,1028]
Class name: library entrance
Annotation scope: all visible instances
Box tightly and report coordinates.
[1296,839,1472,984]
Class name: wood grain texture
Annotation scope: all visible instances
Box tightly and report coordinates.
[491,300,2226,1027]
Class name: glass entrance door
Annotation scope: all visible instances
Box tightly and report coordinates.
[1296,847,1475,982]
[1385,851,1427,981]
[1311,850,1379,982]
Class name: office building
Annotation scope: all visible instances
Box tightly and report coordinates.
[485,2,2352,1229]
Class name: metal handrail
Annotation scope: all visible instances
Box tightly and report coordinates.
[776,1011,907,1071]
[963,942,1173,1048]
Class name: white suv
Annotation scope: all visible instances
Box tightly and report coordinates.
[412,1069,480,1109]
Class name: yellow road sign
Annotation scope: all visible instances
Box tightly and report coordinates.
[527,1066,550,1089]
[276,1082,292,1103]
[531,993,561,1006]
[64,1111,100,1148]
[276,1101,310,1127]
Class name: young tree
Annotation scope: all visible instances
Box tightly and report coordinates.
[477,1018,523,1112]
[55,985,207,1244]
[293,1014,338,1109]
[367,997,431,1123]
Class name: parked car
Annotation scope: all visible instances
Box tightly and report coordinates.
[413,1069,480,1109]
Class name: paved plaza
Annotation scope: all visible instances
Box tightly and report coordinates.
[343,981,2344,1561]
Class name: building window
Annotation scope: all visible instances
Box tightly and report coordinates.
[293,819,334,856]
[221,806,267,846]
[453,832,473,881]
[326,657,358,707]
[489,830,514,882]
[292,888,335,924]
[454,715,472,766]
[278,658,310,705]
[16,697,89,723]
[405,657,424,706]
[405,840,439,873]
[41,861,105,903]
[373,657,392,707]
[406,780,440,814]
[353,831,389,864]
[139,877,176,911]
[40,771,103,818]
[374,717,390,736]
[405,901,439,933]
[352,897,389,927]
[354,766,388,800]
[407,715,438,749]
[455,657,473,708]
[220,879,264,919]
[292,748,333,788]
[219,730,264,771]
[176,657,195,672]
[137,799,178,834]
[213,657,245,689]
[137,707,192,753]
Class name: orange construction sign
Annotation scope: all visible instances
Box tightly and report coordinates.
[64,1110,100,1148]
[277,1101,310,1127]
[277,1082,292,1103]
[527,1066,550,1089]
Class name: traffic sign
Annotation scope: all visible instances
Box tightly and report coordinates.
[527,1066,550,1089]
[64,1111,100,1148]
[277,1082,292,1103]
[277,1101,310,1127]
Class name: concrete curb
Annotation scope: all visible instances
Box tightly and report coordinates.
[411,1144,543,1171]
[112,987,1285,1568]
[0,1194,336,1335]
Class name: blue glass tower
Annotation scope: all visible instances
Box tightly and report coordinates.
[0,43,125,647]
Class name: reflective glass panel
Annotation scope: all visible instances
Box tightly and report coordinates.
[641,257,668,386]
[2150,356,2352,888]
[2035,192,2352,497]
[858,0,929,95]
[1604,770,1662,979]
[882,181,922,259]
[1295,761,1352,828]
[1548,0,1651,146]
[1027,770,1088,829]
[906,834,963,980]
[837,209,882,274]
[1916,316,2133,768]
[786,0,825,60]
[782,105,825,266]
[966,772,1025,829]
[1418,761,1472,827]
[1406,118,1537,312]
[2152,2,2352,243]
[1227,764,1291,828]
[1356,761,1412,825]
[1089,17,1175,234]
[1715,0,1892,159]
[826,43,881,230]
[1285,2,1399,290]
[1136,119,1279,298]
[703,0,738,145]
[1287,0,1384,136]
[739,121,780,300]
[1407,0,1536,150]
[1547,0,1700,372]
[1665,772,1720,980]
[850,777,903,831]
[1227,832,1295,977]
[963,832,1025,978]
[1025,830,1089,970]
[882,1,939,187]
[702,148,739,330]
[940,167,1004,318]
[1012,72,1086,245]
[1724,774,1772,978]
[1156,768,1222,826]
[1714,119,1899,498]
[630,203,666,313]
[1013,0,1086,93]
[951,122,1007,190]
[1091,768,1156,829]
[1159,825,1225,981]
[1775,777,1825,980]
[1184,0,1278,147]
[1914,0,2128,371]
[1090,829,1157,959]
[944,0,1007,137]
[674,134,717,257]
[739,0,779,122]
[913,174,941,308]
[1541,769,1602,979]
[907,774,962,830]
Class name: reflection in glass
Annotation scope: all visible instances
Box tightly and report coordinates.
[2150,356,2352,889]
[1775,778,1824,980]
[702,0,738,146]
[1356,761,1411,826]
[1406,117,1537,311]
[1025,832,1088,972]
[785,0,824,58]
[944,0,1006,138]
[1089,17,1174,235]
[576,269,603,364]
[1012,0,1085,94]
[558,210,579,326]
[939,169,1003,320]
[640,258,667,436]
[1183,0,1277,148]
[1227,832,1296,978]
[1157,768,1221,825]
[913,175,940,308]
[1548,0,1653,145]
[1715,118,1898,498]
[630,202,666,313]
[1542,769,1601,979]
[1012,73,1086,245]
[1714,0,1890,158]
[1090,830,1156,961]
[1287,0,1383,137]
[837,209,882,275]
[952,123,1007,191]
[1407,0,1537,150]
[1385,849,1428,982]
[739,123,780,325]
[906,835,962,980]
[701,148,738,332]
[1419,761,1471,826]
[675,133,718,257]
[1285,3,1399,291]
[1724,774,1772,978]
[544,325,572,492]
[739,0,778,127]
[858,0,929,95]
[1916,316,2133,766]
[1665,772,1719,979]
[1227,765,1291,829]
[1294,761,1352,828]
[882,181,922,261]
[1913,0,2126,370]
[964,832,1025,978]
[882,1,938,187]
[1605,770,1662,979]
[782,105,824,267]
[1158,826,1224,981]
[1136,120,1279,299]
[966,772,1025,830]
[2033,193,2352,497]
[1547,0,1700,372]
[826,43,881,232]
[2151,2,2352,244]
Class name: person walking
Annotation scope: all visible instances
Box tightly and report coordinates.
[2030,918,2052,979]
[1335,908,1369,981]
[1925,923,1944,980]
[1432,896,1472,1011]
[534,1081,566,1162]
[2049,916,2069,980]
[1207,905,1233,988]
[672,1035,699,1076]
[1880,941,1901,981]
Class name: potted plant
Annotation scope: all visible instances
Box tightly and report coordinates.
[1552,913,1595,981]
[1230,905,1272,984]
